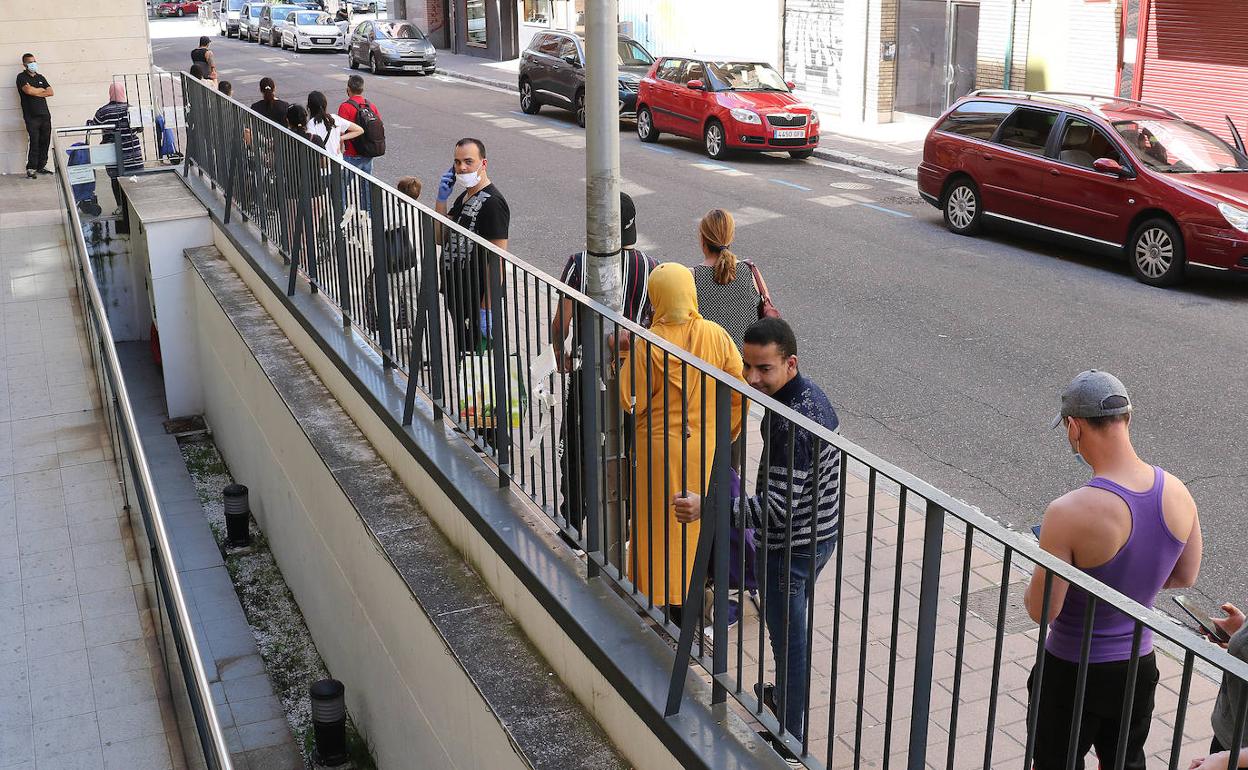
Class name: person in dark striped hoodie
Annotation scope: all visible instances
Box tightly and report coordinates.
[674,317,840,760]
[88,82,143,216]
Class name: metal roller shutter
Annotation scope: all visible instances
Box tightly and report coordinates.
[1138,0,1248,141]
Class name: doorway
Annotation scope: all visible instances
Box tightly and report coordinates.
[895,0,979,117]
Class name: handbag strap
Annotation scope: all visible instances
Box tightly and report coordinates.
[745,260,771,302]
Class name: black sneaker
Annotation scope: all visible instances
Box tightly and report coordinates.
[35,167,52,175]
[26,169,36,179]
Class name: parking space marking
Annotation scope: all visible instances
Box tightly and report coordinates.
[523,128,569,138]
[698,206,782,227]
[466,111,497,119]
[489,117,534,129]
[641,145,675,155]
[769,178,812,191]
[810,195,855,208]
[857,202,913,218]
[551,135,586,148]
[691,162,751,177]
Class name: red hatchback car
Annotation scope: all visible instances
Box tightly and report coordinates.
[158,0,201,15]
[919,91,1248,286]
[636,57,820,160]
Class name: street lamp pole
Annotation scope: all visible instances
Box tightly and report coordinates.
[584,0,623,575]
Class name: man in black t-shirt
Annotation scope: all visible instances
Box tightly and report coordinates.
[435,137,510,358]
[16,53,54,179]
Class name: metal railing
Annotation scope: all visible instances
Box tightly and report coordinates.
[177,73,1248,770]
[53,124,233,770]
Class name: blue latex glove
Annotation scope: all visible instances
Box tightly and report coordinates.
[436,166,455,203]
[478,308,493,338]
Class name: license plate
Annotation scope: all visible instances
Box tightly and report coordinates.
[774,128,805,139]
[404,65,422,70]
[315,38,332,43]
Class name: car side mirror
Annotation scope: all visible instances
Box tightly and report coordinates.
[686,79,704,90]
[1092,157,1129,176]
[562,54,580,67]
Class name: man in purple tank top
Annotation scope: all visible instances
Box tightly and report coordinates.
[1024,370,1203,770]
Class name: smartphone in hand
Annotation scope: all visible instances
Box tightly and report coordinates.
[1031,524,1041,540]
[1173,595,1232,643]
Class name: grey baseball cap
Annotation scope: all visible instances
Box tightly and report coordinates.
[1050,370,1133,428]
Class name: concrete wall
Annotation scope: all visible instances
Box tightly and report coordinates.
[202,228,684,770]
[1025,0,1119,93]
[0,0,151,173]
[188,255,533,770]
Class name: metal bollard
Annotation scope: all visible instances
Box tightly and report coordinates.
[222,484,251,547]
[309,679,349,766]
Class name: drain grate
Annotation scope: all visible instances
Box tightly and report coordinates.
[828,181,873,190]
[957,583,1034,635]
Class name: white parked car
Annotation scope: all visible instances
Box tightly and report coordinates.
[281,9,346,51]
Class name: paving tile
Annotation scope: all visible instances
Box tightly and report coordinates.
[23,596,81,631]
[72,564,129,593]
[19,547,75,579]
[34,745,103,770]
[0,659,28,691]
[91,668,156,711]
[17,526,71,555]
[218,654,266,682]
[237,718,290,752]
[0,690,32,723]
[0,628,27,664]
[25,620,85,660]
[0,579,23,609]
[222,673,274,703]
[0,555,19,582]
[30,678,94,722]
[68,520,120,547]
[82,612,142,648]
[95,699,165,745]
[86,640,151,677]
[32,713,100,759]
[78,588,136,622]
[101,734,172,770]
[228,694,284,727]
[71,541,127,570]
[28,649,90,690]
[0,723,34,766]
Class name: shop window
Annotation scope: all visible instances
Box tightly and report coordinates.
[524,0,553,26]
[466,0,486,46]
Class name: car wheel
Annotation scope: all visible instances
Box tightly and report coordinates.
[349,51,359,69]
[942,177,982,236]
[575,91,586,128]
[789,149,814,160]
[369,2,376,11]
[704,120,728,159]
[176,7,184,15]
[519,79,540,114]
[370,52,382,75]
[1129,218,1186,287]
[637,106,658,142]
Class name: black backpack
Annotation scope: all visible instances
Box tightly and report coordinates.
[350,100,386,158]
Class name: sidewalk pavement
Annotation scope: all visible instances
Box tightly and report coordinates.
[432,52,923,180]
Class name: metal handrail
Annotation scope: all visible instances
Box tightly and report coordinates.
[52,127,234,769]
[177,73,1248,768]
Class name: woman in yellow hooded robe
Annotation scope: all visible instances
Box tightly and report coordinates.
[618,263,744,620]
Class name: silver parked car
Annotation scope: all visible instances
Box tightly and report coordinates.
[347,20,436,75]
[258,3,301,45]
[281,9,345,51]
[239,1,265,40]
[215,0,244,36]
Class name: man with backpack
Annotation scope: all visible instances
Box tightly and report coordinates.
[337,74,385,212]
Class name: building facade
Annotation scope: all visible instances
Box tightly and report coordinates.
[1,0,152,174]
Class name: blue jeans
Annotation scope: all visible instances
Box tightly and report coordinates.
[343,154,373,212]
[759,538,834,741]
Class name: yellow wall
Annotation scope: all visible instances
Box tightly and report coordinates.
[0,0,152,173]
[1025,0,1119,93]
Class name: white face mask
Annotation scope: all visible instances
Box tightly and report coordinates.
[456,170,480,188]
[25,62,37,72]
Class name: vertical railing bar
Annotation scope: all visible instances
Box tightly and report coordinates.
[1110,622,1144,770]
[981,547,1013,769]
[1167,652,1195,770]
[1064,596,1098,770]
[824,449,848,767]
[881,485,910,768]
[1023,569,1054,769]
[905,499,945,770]
[854,467,878,767]
[944,527,975,770]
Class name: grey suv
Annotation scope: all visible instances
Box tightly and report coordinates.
[519,32,654,127]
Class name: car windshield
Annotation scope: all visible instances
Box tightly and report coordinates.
[227,0,244,9]
[375,22,424,39]
[705,61,788,92]
[248,6,263,16]
[618,40,652,66]
[1113,118,1248,173]
[295,11,327,24]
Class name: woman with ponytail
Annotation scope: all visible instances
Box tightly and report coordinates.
[692,208,771,351]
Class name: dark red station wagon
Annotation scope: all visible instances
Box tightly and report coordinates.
[918,90,1248,286]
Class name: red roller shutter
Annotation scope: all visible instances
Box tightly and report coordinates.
[1137,0,1248,142]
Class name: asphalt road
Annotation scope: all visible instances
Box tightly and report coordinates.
[154,22,1248,608]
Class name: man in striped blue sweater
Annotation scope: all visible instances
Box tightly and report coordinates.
[674,317,840,756]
